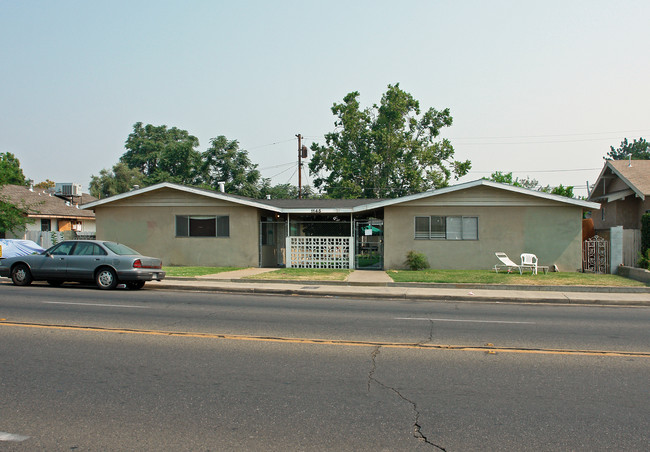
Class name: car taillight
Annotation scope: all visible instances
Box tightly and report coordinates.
[133,259,142,268]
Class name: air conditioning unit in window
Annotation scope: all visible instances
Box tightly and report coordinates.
[55,183,82,196]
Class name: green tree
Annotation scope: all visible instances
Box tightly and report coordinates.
[0,153,32,235]
[89,162,145,198]
[0,195,33,236]
[308,83,471,199]
[121,122,202,185]
[201,136,263,197]
[606,137,650,160]
[486,171,574,198]
[34,179,55,190]
[0,152,28,186]
[486,171,538,189]
[260,183,316,199]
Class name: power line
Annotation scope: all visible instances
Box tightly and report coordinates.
[268,164,296,180]
[248,138,296,150]
[284,168,298,185]
[453,137,639,145]
[468,167,601,174]
[259,161,294,171]
[448,128,650,140]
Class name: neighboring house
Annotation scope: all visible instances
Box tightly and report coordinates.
[0,184,97,246]
[588,160,650,230]
[82,180,598,271]
[587,159,650,267]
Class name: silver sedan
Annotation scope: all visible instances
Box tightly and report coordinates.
[0,240,166,290]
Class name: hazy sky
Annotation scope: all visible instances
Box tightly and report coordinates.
[2,0,649,197]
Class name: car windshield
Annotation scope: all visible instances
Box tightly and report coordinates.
[103,242,140,255]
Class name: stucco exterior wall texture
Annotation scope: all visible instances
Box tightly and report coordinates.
[93,189,259,267]
[384,189,584,271]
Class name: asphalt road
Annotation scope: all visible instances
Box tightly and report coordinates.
[1,282,649,451]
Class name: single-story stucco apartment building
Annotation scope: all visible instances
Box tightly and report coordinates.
[81,180,600,271]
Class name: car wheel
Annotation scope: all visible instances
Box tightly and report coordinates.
[126,281,146,290]
[47,280,64,287]
[95,268,118,290]
[11,264,33,286]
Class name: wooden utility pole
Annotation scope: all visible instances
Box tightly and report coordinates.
[296,134,302,199]
[296,134,308,199]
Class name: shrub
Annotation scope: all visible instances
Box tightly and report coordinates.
[641,213,650,259]
[406,250,429,270]
[638,249,650,270]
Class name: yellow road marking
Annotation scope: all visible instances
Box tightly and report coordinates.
[1,320,649,358]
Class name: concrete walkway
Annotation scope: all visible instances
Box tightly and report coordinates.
[346,270,394,284]
[155,268,650,306]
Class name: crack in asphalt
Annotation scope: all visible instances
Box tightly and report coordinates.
[367,346,447,451]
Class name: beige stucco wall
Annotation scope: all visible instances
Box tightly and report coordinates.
[384,187,584,271]
[92,188,259,267]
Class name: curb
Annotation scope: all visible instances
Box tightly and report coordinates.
[150,282,650,307]
[164,277,650,294]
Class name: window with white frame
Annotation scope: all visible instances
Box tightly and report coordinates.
[415,216,478,240]
[176,215,230,237]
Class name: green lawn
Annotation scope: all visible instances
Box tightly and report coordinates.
[162,266,645,286]
[163,266,243,277]
[387,269,646,287]
[245,268,352,281]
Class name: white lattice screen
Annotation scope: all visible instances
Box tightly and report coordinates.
[286,236,353,269]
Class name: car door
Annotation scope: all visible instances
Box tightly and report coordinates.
[66,242,107,280]
[31,241,76,279]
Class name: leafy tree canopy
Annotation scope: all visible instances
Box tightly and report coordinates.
[0,152,33,234]
[201,136,263,198]
[90,162,145,199]
[0,152,28,186]
[34,179,55,190]
[606,137,650,160]
[121,122,202,185]
[486,171,575,198]
[308,83,471,198]
[260,183,316,200]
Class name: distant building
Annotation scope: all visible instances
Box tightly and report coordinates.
[0,184,96,246]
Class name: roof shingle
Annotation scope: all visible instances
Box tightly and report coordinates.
[0,185,95,218]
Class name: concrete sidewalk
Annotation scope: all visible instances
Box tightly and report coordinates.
[152,269,650,306]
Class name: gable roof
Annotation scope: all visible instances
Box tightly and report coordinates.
[356,179,599,210]
[1,185,96,219]
[82,180,599,213]
[588,160,650,202]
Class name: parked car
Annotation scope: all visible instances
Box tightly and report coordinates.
[0,240,165,290]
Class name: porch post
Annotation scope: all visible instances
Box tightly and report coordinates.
[350,213,355,269]
[285,213,292,268]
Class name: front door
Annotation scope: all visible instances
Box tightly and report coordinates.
[354,220,384,270]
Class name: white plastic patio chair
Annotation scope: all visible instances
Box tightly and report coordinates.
[520,253,538,275]
[494,252,523,274]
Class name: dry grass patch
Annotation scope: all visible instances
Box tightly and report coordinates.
[163,267,243,277]
[245,268,352,281]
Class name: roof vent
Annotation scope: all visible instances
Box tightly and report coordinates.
[266,194,271,200]
[218,182,225,193]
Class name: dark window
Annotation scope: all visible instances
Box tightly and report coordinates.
[176,215,230,237]
[414,216,478,240]
[103,242,139,255]
[72,242,106,256]
[41,219,51,232]
[48,242,75,255]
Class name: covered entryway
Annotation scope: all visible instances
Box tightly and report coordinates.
[354,219,384,269]
[260,220,288,267]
